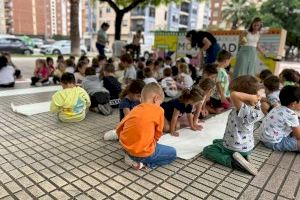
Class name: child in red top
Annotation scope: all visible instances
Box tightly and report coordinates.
[116,82,176,169]
[31,59,50,86]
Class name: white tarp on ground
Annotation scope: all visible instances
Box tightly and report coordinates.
[11,102,51,116]
[158,110,230,160]
[0,86,61,97]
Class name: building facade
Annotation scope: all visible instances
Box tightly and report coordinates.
[196,1,211,30]
[0,0,6,34]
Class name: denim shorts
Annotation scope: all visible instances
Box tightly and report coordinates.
[263,135,298,152]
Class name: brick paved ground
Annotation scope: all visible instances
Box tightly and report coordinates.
[0,85,299,200]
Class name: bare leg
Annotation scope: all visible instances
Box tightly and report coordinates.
[163,118,170,133]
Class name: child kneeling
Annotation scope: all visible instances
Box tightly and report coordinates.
[203,75,262,175]
[50,73,91,122]
[260,85,300,152]
[116,83,176,169]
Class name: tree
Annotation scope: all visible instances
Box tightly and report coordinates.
[222,0,259,29]
[97,0,200,41]
[70,0,81,56]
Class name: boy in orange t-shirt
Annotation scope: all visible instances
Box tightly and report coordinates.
[116,82,176,169]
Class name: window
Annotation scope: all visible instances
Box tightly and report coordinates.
[149,7,155,17]
[106,7,111,13]
[172,16,178,23]
[192,9,197,15]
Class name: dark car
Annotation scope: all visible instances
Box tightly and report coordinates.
[0,37,33,55]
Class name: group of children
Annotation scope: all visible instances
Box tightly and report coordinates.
[3,49,300,175]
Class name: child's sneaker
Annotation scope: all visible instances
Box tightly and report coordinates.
[98,103,112,116]
[35,82,42,87]
[103,130,118,141]
[124,154,145,170]
[232,152,258,176]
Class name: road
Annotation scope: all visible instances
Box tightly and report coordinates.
[13,57,42,80]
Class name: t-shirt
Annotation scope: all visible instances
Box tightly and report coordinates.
[50,87,91,122]
[124,66,136,81]
[65,67,75,74]
[223,102,262,152]
[0,65,15,85]
[119,98,140,121]
[260,106,299,143]
[112,41,125,58]
[161,77,178,97]
[74,73,85,84]
[267,90,280,107]
[161,98,193,121]
[116,103,164,157]
[211,68,230,100]
[179,73,194,89]
[103,76,122,100]
[97,28,107,45]
[144,77,158,84]
[35,66,49,79]
[196,31,217,48]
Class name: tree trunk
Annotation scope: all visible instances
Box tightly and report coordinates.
[70,0,81,56]
[115,12,124,40]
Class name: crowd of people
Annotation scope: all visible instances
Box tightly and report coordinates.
[0,17,299,176]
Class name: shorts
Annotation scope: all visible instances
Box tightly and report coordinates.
[263,135,298,152]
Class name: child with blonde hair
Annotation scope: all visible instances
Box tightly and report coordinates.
[31,59,50,86]
[177,63,193,89]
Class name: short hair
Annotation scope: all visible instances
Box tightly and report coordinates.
[141,82,164,100]
[61,73,75,84]
[165,56,172,61]
[101,22,110,29]
[57,55,64,62]
[79,55,89,64]
[217,50,231,62]
[146,60,153,66]
[280,85,300,106]
[179,86,204,104]
[120,80,145,98]
[69,55,75,60]
[259,69,272,81]
[120,53,133,64]
[198,78,216,92]
[229,75,260,95]
[0,55,8,70]
[91,57,99,68]
[163,68,172,77]
[46,57,53,64]
[76,61,87,71]
[97,55,107,62]
[280,68,299,83]
[143,67,153,78]
[179,63,189,74]
[203,63,218,75]
[263,75,280,92]
[85,67,96,76]
[103,63,115,73]
[65,58,74,67]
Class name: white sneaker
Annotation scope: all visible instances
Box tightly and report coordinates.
[233,152,258,176]
[124,154,145,170]
[103,130,118,141]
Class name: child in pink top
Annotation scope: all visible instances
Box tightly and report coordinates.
[31,59,50,86]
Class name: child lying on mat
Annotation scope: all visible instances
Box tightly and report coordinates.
[203,75,262,176]
[50,73,91,122]
[116,83,176,169]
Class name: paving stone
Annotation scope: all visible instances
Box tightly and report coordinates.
[39,180,56,193]
[216,185,240,198]
[5,181,22,193]
[265,167,287,193]
[73,179,91,191]
[211,190,235,200]
[257,191,275,200]
[111,193,130,200]
[50,176,68,187]
[251,164,275,188]
[27,185,45,198]
[96,184,115,196]
[62,184,81,197]
[146,192,167,200]
[86,189,106,199]
[278,152,295,169]
[50,190,71,200]
[266,151,283,165]
[0,186,9,198]
[120,188,141,200]
[291,154,300,173]
[160,182,182,194]
[14,191,33,200]
[179,191,204,200]
[279,171,300,199]
[17,176,34,188]
[239,185,260,200]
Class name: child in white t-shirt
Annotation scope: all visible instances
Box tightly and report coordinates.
[143,67,158,84]
[0,55,15,87]
[161,68,178,97]
[261,75,280,114]
[177,63,193,89]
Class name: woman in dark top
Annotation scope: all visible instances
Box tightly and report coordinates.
[186,30,221,64]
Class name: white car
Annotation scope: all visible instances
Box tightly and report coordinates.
[43,40,87,55]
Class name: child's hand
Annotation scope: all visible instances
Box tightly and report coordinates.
[170,132,179,137]
[249,94,261,106]
[191,124,203,131]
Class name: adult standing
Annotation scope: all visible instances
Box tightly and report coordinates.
[132,30,144,59]
[186,30,221,64]
[96,23,110,56]
[233,17,266,78]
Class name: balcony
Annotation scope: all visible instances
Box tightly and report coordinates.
[179,15,188,26]
[131,10,145,16]
[180,2,190,13]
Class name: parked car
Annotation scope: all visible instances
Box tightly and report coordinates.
[0,35,33,55]
[42,40,87,55]
[32,38,44,48]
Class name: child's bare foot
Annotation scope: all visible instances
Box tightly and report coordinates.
[170,132,179,137]
[89,107,98,113]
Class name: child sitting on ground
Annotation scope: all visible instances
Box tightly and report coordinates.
[121,54,136,85]
[50,73,91,122]
[65,58,75,74]
[0,55,15,87]
[203,75,262,175]
[103,63,122,108]
[161,86,204,136]
[161,68,178,98]
[177,63,194,90]
[53,62,66,84]
[2,52,22,79]
[46,57,55,76]
[260,85,300,152]
[261,75,281,114]
[57,55,64,65]
[74,61,88,85]
[31,59,50,86]
[259,69,272,82]
[279,69,299,86]
[116,83,176,169]
[209,50,232,110]
[143,67,158,84]
[82,67,112,116]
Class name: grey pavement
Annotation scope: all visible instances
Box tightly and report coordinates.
[0,84,299,200]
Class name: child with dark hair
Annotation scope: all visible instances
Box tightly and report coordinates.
[143,67,158,84]
[161,86,205,136]
[2,52,22,79]
[136,61,145,80]
[78,55,90,65]
[260,85,300,152]
[279,69,300,86]
[161,68,178,97]
[57,55,64,65]
[195,63,218,84]
[261,75,280,114]
[203,75,262,176]
[31,59,50,86]
[46,57,55,75]
[50,73,90,122]
[52,62,66,84]
[259,69,272,82]
[65,58,75,73]
[119,80,145,121]
[121,53,136,84]
[103,63,122,107]
[74,61,88,85]
[82,67,112,115]
[0,55,15,87]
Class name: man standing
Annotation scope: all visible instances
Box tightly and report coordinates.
[96,23,110,56]
[132,30,144,59]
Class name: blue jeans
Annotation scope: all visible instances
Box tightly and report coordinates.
[130,143,176,168]
[96,42,105,56]
[263,135,299,151]
[205,42,221,64]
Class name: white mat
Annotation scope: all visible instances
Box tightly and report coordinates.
[0,86,61,97]
[158,110,231,159]
[11,101,51,116]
